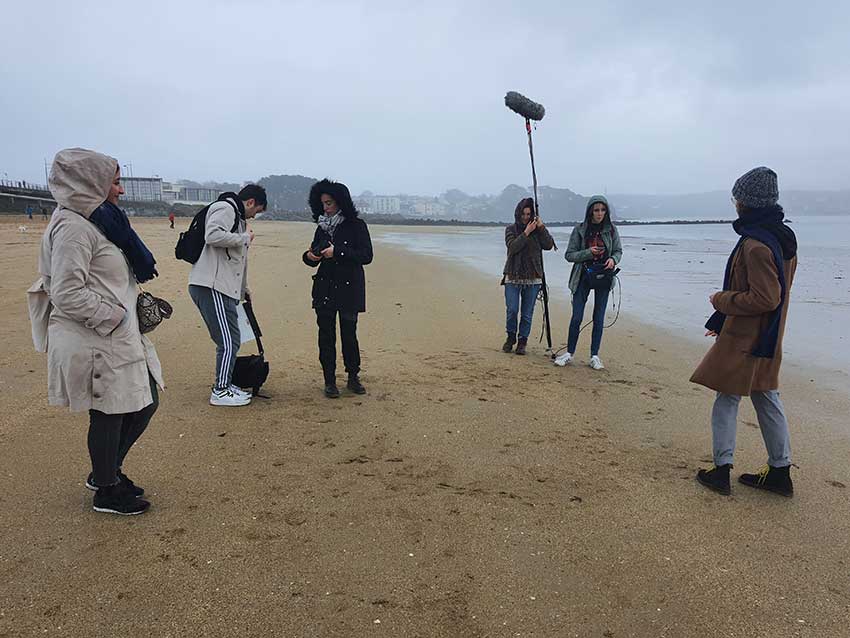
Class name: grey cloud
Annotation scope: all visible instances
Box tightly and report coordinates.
[1,0,848,195]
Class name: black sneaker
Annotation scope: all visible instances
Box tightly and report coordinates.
[696,464,732,495]
[347,375,366,395]
[86,471,144,498]
[324,383,340,399]
[738,464,794,497]
[502,334,516,353]
[93,483,150,516]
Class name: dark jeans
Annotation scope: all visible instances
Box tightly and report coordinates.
[316,309,361,383]
[504,283,541,339]
[567,276,610,356]
[87,375,159,487]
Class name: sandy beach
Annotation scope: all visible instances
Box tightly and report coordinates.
[1,217,848,637]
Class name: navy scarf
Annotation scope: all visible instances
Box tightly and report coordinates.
[89,201,158,283]
[705,205,794,358]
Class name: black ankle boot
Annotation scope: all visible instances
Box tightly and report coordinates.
[515,337,528,355]
[696,464,732,495]
[324,382,340,399]
[347,375,366,395]
[738,465,793,497]
[502,333,516,353]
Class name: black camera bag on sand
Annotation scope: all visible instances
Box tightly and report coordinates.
[232,299,270,397]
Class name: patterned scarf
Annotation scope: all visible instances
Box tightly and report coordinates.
[318,212,343,240]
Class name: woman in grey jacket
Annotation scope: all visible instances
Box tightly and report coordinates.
[554,195,622,370]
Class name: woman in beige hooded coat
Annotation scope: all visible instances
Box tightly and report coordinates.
[29,148,164,515]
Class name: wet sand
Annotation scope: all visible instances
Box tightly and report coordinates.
[1,217,848,637]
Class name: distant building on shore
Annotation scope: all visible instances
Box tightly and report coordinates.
[178,186,220,203]
[357,195,400,215]
[125,178,220,205]
[121,177,163,201]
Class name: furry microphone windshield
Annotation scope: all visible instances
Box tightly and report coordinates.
[504,91,546,121]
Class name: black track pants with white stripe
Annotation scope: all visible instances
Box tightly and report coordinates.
[189,284,241,391]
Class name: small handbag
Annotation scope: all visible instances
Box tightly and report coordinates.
[137,288,173,334]
[583,262,620,290]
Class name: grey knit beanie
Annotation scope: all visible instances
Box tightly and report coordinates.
[732,166,779,209]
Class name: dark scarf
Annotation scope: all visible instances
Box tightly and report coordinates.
[705,205,797,358]
[88,201,158,283]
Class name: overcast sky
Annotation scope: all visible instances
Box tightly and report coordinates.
[2,0,848,196]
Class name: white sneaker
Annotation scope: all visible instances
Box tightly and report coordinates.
[229,384,252,399]
[554,351,573,367]
[589,355,605,370]
[210,388,251,407]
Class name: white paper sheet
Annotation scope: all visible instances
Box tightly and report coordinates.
[236,304,256,344]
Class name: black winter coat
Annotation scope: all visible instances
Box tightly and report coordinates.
[302,218,373,312]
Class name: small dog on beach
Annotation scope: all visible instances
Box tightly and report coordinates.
[18,225,28,233]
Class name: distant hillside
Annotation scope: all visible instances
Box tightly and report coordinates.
[257,174,316,213]
[177,172,850,222]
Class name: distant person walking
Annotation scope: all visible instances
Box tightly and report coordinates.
[188,185,266,406]
[694,167,798,497]
[501,197,555,355]
[26,204,33,220]
[554,195,622,370]
[28,148,163,515]
[303,179,373,398]
[41,205,49,220]
[168,211,175,229]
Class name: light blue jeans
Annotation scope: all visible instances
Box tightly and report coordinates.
[504,283,541,339]
[711,391,792,467]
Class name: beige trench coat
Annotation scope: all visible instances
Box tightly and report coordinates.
[28,148,164,414]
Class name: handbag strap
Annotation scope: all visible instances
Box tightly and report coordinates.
[242,299,265,356]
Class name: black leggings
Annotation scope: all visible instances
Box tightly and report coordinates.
[316,309,361,383]
[87,376,159,487]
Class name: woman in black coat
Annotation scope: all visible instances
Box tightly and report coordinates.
[303,179,373,398]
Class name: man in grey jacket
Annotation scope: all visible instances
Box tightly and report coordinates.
[189,184,266,406]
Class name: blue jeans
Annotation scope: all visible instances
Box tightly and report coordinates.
[504,283,540,339]
[566,276,610,356]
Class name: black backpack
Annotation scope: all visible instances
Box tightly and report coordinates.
[175,196,241,264]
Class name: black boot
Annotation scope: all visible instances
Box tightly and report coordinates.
[502,333,516,353]
[515,337,528,355]
[322,364,339,398]
[738,465,793,497]
[696,464,732,496]
[324,379,340,399]
[347,374,366,395]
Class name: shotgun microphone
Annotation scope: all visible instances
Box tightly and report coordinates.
[504,91,546,121]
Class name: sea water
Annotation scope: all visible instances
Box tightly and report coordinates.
[375,216,850,373]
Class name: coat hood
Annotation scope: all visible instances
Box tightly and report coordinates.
[514,197,535,226]
[584,194,612,226]
[309,179,359,222]
[48,148,117,218]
